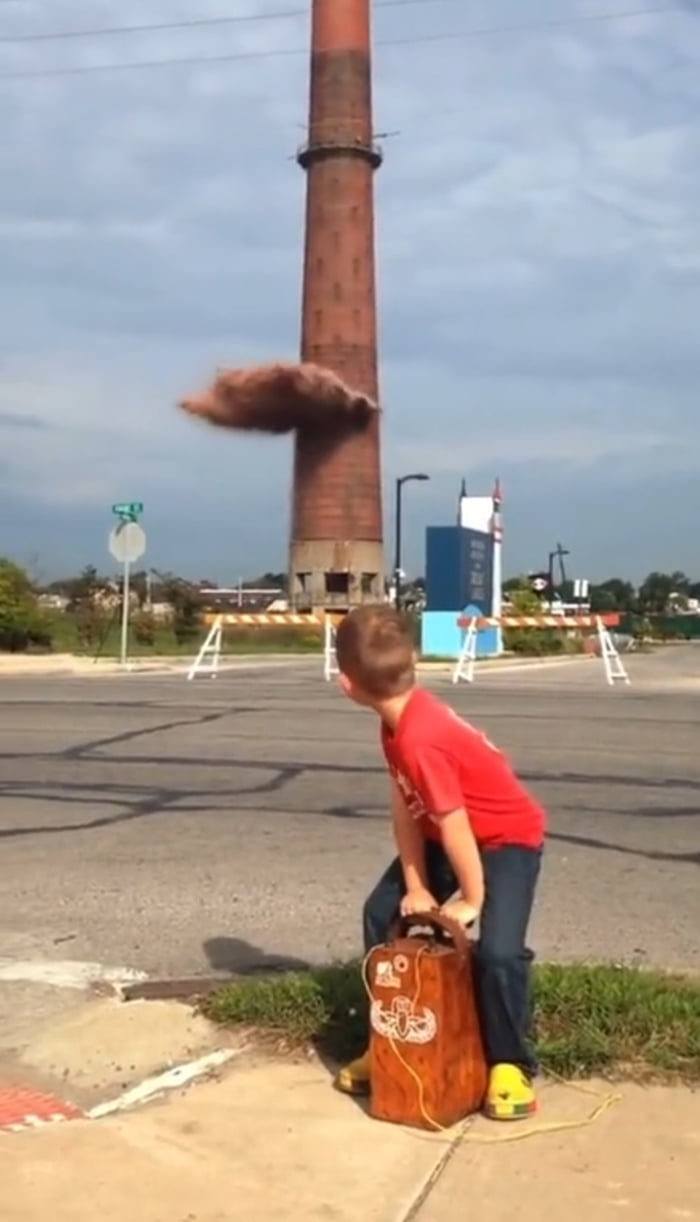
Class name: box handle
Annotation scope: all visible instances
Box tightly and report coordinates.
[391,912,472,960]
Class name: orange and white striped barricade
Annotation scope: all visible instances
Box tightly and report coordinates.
[187,612,321,679]
[452,613,629,687]
[201,612,321,628]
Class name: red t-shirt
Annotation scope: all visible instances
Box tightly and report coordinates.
[381,688,545,849]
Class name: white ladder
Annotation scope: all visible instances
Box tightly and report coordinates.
[323,617,339,682]
[452,617,478,685]
[597,617,630,686]
[187,616,222,680]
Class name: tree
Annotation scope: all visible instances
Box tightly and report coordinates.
[506,582,542,615]
[129,570,150,607]
[666,571,692,613]
[63,565,100,610]
[132,610,157,646]
[504,569,700,621]
[252,571,287,590]
[503,575,527,593]
[63,565,111,650]
[502,580,562,655]
[590,578,636,614]
[637,571,676,615]
[162,577,201,643]
[669,570,691,593]
[0,558,51,652]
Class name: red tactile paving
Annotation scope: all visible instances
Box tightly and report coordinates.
[0,1085,83,1132]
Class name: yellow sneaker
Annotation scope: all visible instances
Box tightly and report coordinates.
[484,1063,537,1121]
[334,1050,371,1096]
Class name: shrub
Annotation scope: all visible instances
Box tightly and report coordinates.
[73,603,110,651]
[163,581,202,644]
[0,558,52,652]
[132,611,157,647]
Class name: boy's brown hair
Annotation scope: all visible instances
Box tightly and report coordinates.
[335,604,415,698]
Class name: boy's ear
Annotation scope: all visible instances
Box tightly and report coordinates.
[337,672,353,696]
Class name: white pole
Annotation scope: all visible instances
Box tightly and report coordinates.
[492,535,503,655]
[120,558,131,669]
[491,482,503,656]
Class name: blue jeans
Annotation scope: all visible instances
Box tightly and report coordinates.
[362,841,542,1076]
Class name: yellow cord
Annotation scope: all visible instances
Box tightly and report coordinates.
[362,945,621,1142]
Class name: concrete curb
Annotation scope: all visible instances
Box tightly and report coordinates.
[0,1049,242,1134]
[0,654,319,676]
[418,655,594,675]
[1,652,592,678]
[86,1048,240,1119]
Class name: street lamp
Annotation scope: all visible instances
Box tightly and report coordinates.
[547,542,570,602]
[394,473,430,609]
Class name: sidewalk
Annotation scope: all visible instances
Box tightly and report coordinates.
[0,653,170,675]
[0,653,301,676]
[2,1052,697,1221]
[414,1079,698,1222]
[0,651,593,677]
[1,1058,451,1222]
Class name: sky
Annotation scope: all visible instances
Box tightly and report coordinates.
[1,0,699,584]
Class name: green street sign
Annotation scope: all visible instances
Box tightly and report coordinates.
[112,501,143,519]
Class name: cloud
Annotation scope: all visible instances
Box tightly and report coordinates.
[0,410,50,430]
[1,0,699,581]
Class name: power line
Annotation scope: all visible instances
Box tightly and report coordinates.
[0,5,685,81]
[0,0,682,43]
[0,0,463,33]
[0,3,307,42]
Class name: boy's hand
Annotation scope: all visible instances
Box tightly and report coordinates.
[400,889,437,918]
[440,898,480,927]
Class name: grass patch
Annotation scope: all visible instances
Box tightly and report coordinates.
[203,962,367,1063]
[202,960,700,1081]
[40,614,323,657]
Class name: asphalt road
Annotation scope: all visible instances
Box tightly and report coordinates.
[0,647,698,982]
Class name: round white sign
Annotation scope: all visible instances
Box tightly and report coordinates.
[109,521,146,564]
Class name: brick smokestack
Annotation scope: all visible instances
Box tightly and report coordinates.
[290,0,384,612]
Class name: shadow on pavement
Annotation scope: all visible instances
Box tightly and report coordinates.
[122,936,310,1003]
[203,935,309,976]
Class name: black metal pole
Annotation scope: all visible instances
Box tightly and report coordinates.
[547,550,555,601]
[394,477,403,610]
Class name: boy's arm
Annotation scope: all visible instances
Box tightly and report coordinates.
[390,779,437,914]
[410,748,485,925]
[438,809,484,923]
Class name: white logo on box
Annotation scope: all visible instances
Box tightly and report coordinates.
[370,996,437,1045]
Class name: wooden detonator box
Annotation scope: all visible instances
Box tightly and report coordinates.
[366,914,488,1130]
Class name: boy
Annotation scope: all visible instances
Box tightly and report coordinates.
[333,604,545,1121]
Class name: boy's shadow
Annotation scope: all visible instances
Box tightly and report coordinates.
[120,936,311,1003]
[203,935,310,976]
